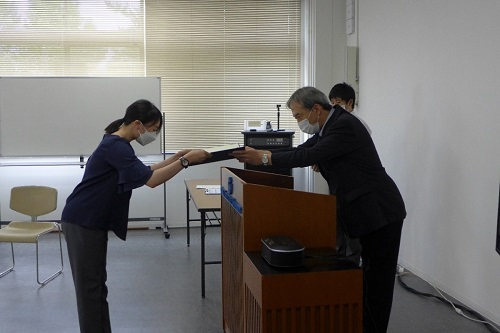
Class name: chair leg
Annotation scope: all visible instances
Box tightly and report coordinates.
[0,243,15,278]
[36,224,64,285]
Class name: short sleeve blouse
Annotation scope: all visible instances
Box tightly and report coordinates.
[62,134,153,240]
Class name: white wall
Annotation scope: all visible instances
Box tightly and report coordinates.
[0,155,165,227]
[311,0,348,195]
[351,0,500,325]
[313,0,346,94]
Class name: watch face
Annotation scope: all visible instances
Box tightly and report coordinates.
[180,157,189,167]
[262,154,268,164]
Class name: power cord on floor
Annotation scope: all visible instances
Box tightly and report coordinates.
[396,266,500,333]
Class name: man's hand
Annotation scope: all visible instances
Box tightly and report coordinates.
[231,146,271,166]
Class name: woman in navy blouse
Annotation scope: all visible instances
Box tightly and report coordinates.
[62,99,210,333]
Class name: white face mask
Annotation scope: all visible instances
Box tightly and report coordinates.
[136,122,158,146]
[298,110,320,134]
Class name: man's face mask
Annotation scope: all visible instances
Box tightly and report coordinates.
[136,122,158,146]
[298,109,320,134]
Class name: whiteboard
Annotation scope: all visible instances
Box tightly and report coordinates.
[0,77,161,156]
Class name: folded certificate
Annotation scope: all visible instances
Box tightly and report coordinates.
[196,144,244,164]
[187,144,243,165]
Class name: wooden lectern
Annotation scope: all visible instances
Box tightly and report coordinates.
[220,167,362,333]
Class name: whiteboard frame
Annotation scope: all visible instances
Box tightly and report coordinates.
[0,77,162,156]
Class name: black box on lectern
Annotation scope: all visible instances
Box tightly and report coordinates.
[242,130,294,176]
[261,235,305,268]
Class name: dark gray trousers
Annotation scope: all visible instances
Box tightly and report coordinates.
[62,222,112,333]
[360,219,404,333]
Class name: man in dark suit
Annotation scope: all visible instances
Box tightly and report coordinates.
[232,86,406,333]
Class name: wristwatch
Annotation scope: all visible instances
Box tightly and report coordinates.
[179,156,190,169]
[262,153,269,166]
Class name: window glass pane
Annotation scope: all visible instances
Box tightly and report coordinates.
[0,1,144,76]
[0,0,301,151]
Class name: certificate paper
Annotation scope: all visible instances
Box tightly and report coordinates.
[196,144,244,164]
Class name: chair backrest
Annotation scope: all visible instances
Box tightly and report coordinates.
[9,186,58,221]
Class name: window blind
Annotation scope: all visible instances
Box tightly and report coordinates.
[0,0,301,151]
[0,1,145,76]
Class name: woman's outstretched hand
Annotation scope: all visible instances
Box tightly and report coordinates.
[184,149,212,164]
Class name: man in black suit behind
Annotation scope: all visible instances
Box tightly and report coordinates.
[232,86,406,333]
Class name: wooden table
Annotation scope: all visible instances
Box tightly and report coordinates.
[184,179,221,298]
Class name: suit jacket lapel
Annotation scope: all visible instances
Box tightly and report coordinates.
[319,105,343,141]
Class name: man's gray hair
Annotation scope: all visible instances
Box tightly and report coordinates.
[286,86,332,110]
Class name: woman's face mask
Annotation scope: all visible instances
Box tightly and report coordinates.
[298,110,320,134]
[136,122,158,146]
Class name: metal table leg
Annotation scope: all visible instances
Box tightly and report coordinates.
[201,211,206,298]
[186,187,191,246]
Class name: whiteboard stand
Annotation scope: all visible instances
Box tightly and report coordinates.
[161,113,170,239]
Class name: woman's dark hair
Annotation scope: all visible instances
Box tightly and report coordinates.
[104,99,162,134]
